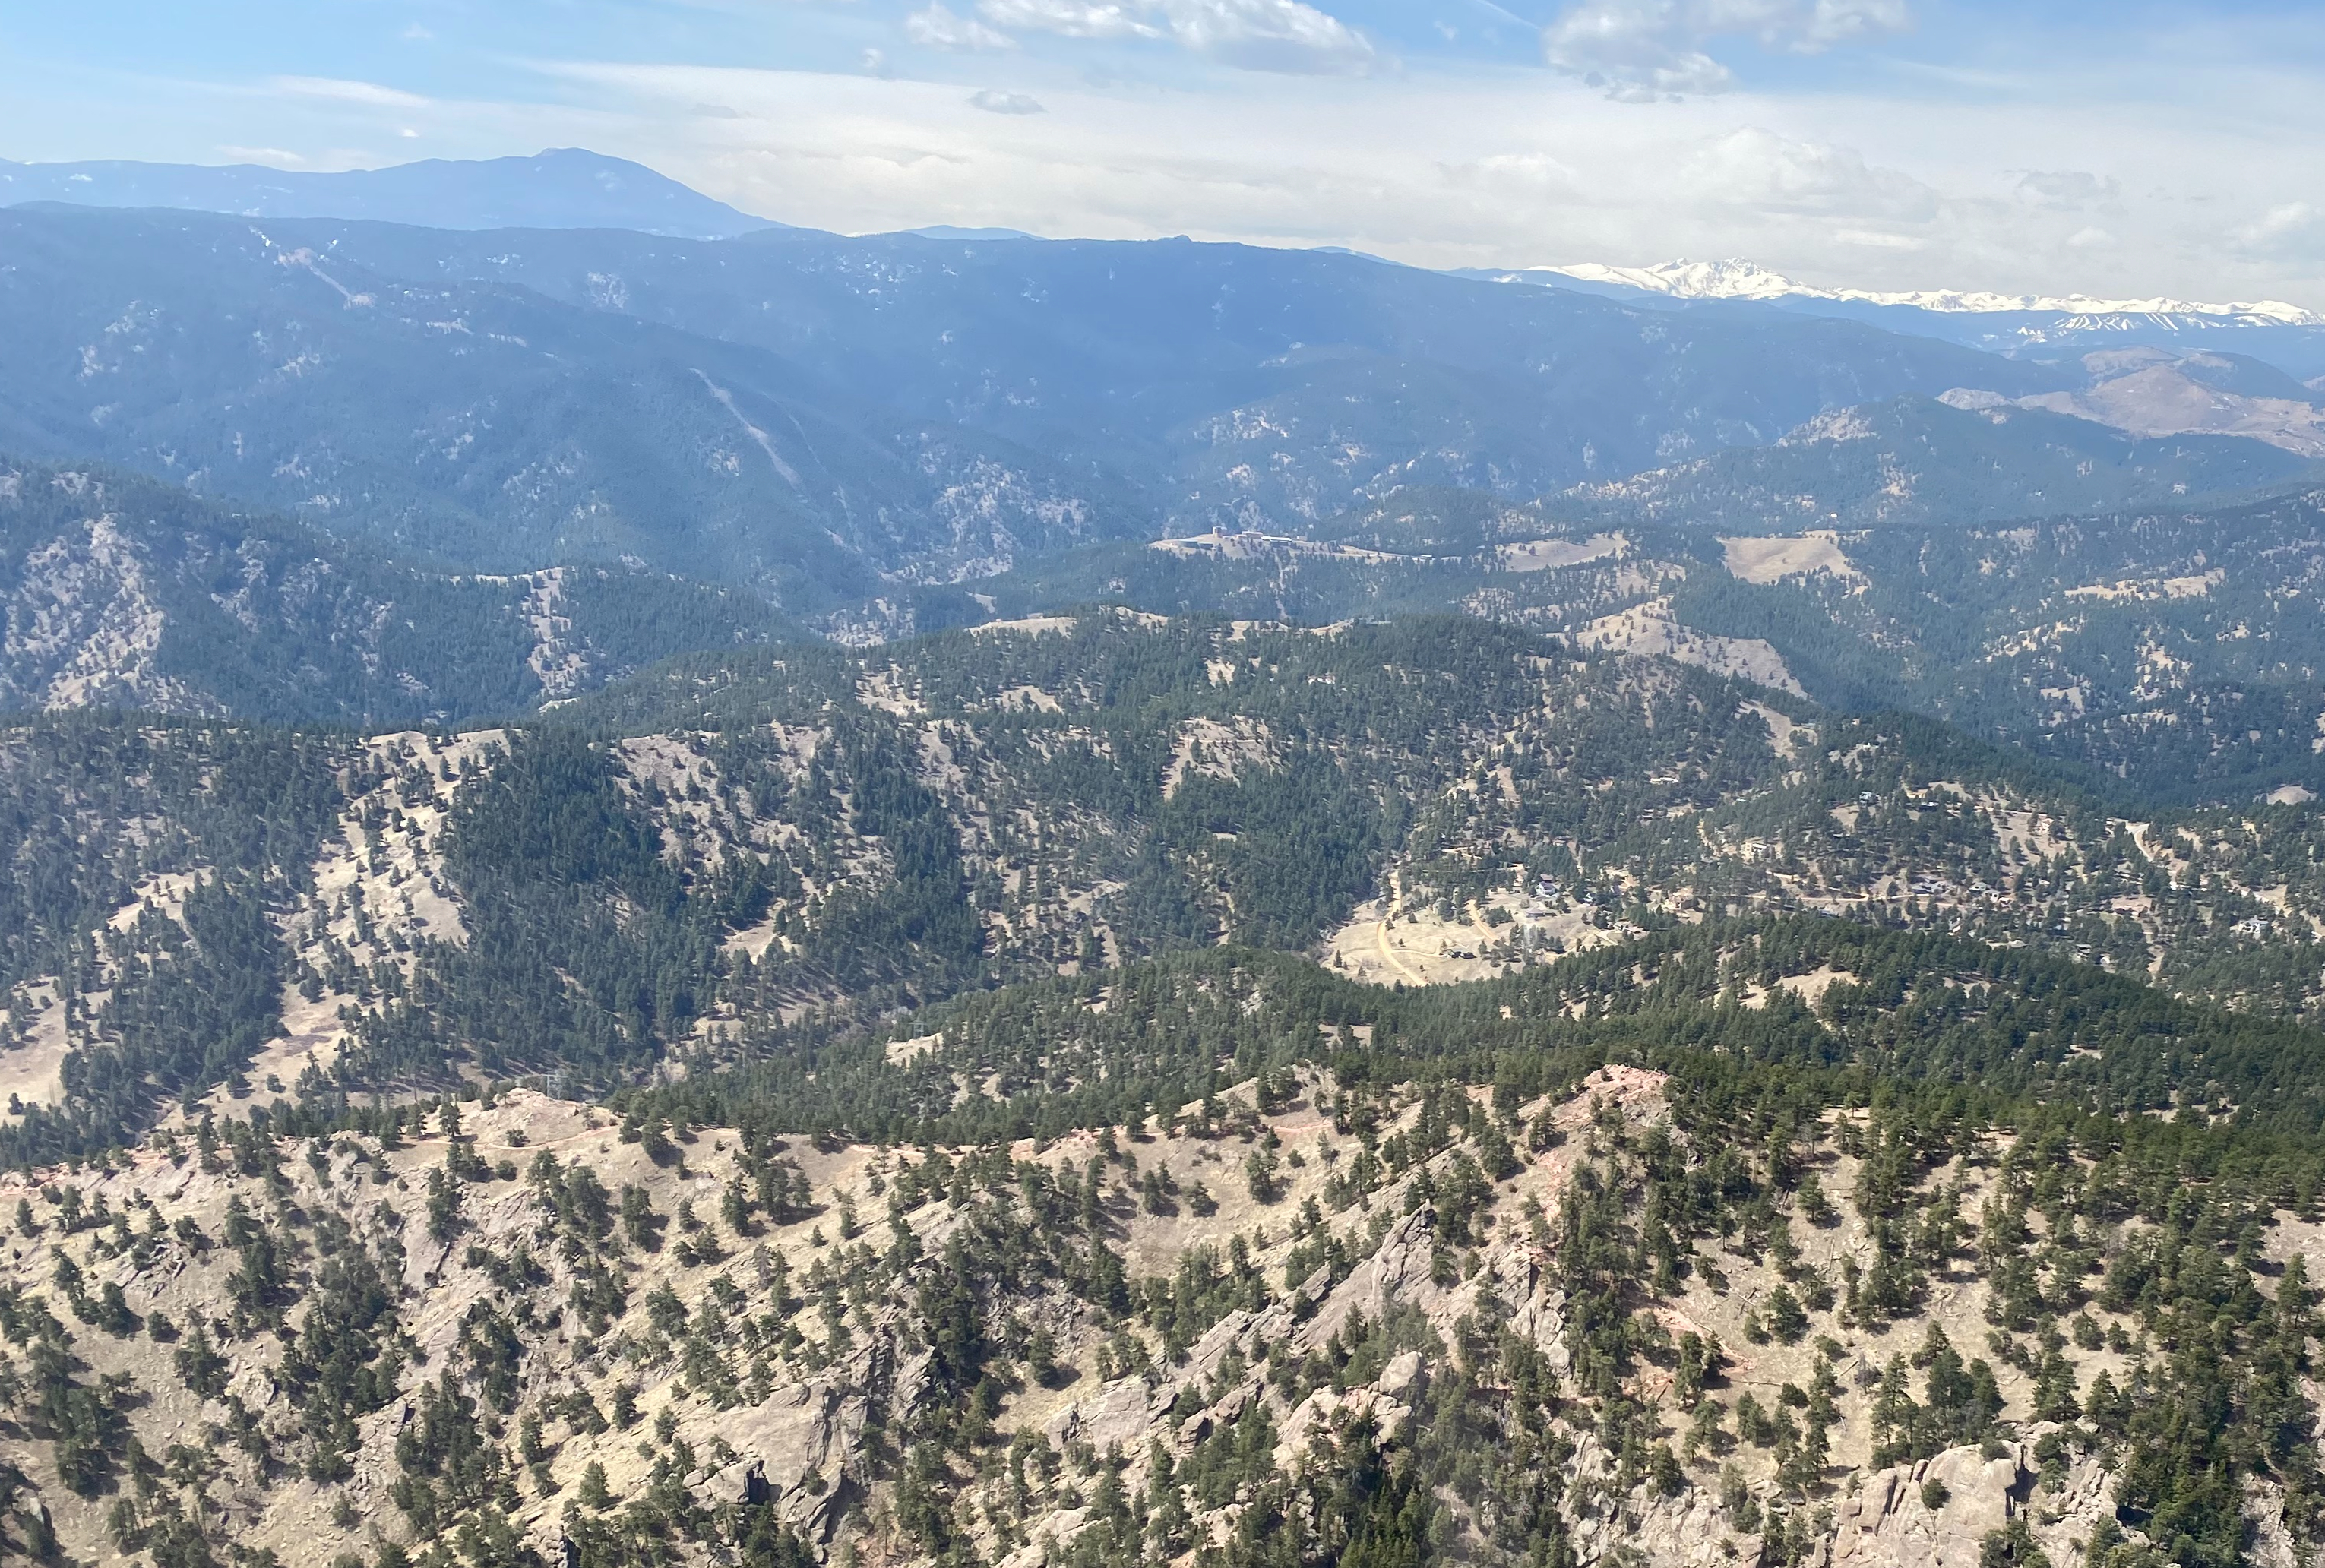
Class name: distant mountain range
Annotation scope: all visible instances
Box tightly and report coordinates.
[1517,256,2325,325]
[1481,256,2325,381]
[1550,390,2314,531]
[0,147,773,239]
[0,204,1134,609]
[0,145,2320,791]
[0,202,2058,613]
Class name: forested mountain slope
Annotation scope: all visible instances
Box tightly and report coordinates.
[1550,396,2312,533]
[0,613,2310,1568]
[0,205,2062,596]
[0,458,786,723]
[0,924,2318,1568]
[318,218,2064,536]
[908,488,2325,805]
[7,612,2325,1175]
[2,177,2322,1568]
[0,207,1131,607]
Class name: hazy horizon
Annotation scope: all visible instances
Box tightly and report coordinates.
[3,2,2322,308]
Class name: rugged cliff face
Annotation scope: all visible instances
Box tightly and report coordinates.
[0,1059,2308,1568]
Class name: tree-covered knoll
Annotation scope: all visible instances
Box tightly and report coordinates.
[6,889,2325,1568]
[1550,395,2308,535]
[615,916,2325,1160]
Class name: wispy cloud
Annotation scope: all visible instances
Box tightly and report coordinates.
[1543,0,1909,100]
[216,146,308,168]
[2233,201,2323,261]
[1158,0,1373,73]
[976,1,1162,41]
[2014,171,2122,215]
[976,0,1374,74]
[1677,127,1937,223]
[517,57,2325,310]
[30,0,2311,311]
[970,89,1047,113]
[269,75,434,109]
[907,3,1019,51]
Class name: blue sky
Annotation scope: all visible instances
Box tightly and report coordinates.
[4,2,2323,304]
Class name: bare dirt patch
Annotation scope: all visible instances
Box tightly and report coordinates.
[0,982,73,1118]
[1720,533,1865,586]
[1162,716,1277,800]
[1741,965,1857,1010]
[1574,599,1807,697]
[1322,883,1624,987]
[1496,533,1627,573]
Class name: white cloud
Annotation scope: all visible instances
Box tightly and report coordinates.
[1677,127,1937,223]
[1157,0,1373,73]
[2232,201,2323,260]
[907,3,1019,51]
[11,0,2325,313]
[217,146,308,168]
[976,0,1163,40]
[1830,228,1924,249]
[971,89,1047,113]
[270,75,433,109]
[977,0,1373,74]
[1543,3,1732,97]
[487,58,2325,310]
[1543,0,1910,99]
[2016,170,2121,213]
[1801,0,1910,49]
[1438,151,1583,198]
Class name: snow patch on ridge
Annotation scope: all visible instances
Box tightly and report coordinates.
[1509,258,2325,327]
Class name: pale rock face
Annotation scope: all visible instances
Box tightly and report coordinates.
[1830,1435,2140,1568]
[1273,1381,1412,1467]
[2244,1485,2305,1568]
[1047,1377,1156,1458]
[1574,1479,1742,1568]
[1832,1448,2021,1568]
[653,1310,893,1562]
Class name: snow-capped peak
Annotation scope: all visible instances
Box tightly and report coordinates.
[1514,258,2325,327]
[1547,259,1806,302]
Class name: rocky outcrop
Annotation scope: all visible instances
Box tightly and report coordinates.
[2244,1481,2304,1568]
[1831,1436,2137,1568]
[1571,1481,1745,1568]
[1045,1377,1155,1459]
[1297,1205,1448,1348]
[1832,1446,2022,1568]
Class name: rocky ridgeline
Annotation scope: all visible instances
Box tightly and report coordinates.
[0,1067,2303,1568]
